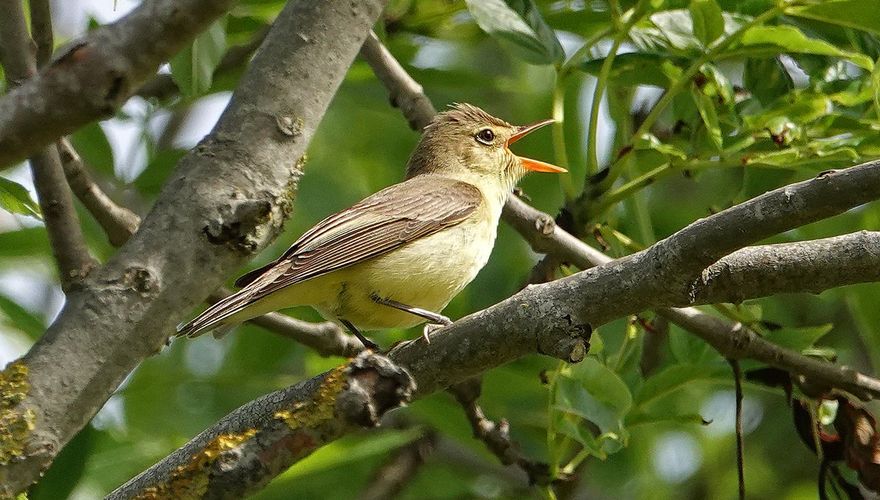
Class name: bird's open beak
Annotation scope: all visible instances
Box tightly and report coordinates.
[506,119,567,173]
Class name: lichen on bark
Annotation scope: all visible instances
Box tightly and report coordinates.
[0,360,35,466]
[133,428,258,500]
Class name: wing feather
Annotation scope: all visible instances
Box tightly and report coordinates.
[178,176,482,337]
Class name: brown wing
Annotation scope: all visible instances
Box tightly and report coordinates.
[246,176,482,300]
[177,176,482,337]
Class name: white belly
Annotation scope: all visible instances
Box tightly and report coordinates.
[317,213,498,330]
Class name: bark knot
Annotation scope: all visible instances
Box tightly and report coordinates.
[204,198,273,253]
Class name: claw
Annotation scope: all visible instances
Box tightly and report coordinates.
[422,322,450,343]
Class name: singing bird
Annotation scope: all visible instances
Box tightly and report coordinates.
[177,104,565,349]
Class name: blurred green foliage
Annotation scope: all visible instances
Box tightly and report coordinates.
[3,0,880,498]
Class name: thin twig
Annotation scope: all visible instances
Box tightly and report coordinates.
[729,358,746,500]
[57,139,141,247]
[359,32,437,131]
[448,378,552,485]
[358,430,435,500]
[28,0,53,67]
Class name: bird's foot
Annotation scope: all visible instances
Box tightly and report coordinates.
[422,317,453,343]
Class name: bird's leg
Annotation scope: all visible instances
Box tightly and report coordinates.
[339,318,379,351]
[370,293,453,342]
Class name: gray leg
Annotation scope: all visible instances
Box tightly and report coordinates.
[370,293,452,325]
[339,318,379,351]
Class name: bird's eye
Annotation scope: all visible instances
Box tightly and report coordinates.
[475,128,495,145]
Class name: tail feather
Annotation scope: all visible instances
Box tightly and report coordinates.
[176,290,256,338]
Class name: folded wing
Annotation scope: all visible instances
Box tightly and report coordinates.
[177,176,483,337]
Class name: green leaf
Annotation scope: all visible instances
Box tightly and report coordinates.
[692,88,723,150]
[626,410,709,427]
[279,428,423,479]
[0,227,50,258]
[170,18,227,96]
[786,0,880,37]
[580,53,680,88]
[873,57,880,115]
[633,134,688,159]
[465,0,564,65]
[742,93,831,132]
[740,25,874,70]
[744,57,793,106]
[555,414,604,457]
[555,358,632,441]
[69,122,115,178]
[764,324,834,353]
[0,294,44,338]
[0,177,41,219]
[633,363,728,410]
[689,0,724,46]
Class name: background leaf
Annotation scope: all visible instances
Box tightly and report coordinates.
[690,0,725,46]
[170,18,228,97]
[0,177,40,219]
[465,0,564,65]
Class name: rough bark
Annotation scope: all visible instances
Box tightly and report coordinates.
[108,353,414,499]
[0,0,387,494]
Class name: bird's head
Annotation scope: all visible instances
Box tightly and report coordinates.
[405,103,566,189]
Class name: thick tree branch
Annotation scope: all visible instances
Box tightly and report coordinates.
[0,0,388,494]
[506,196,880,400]
[0,0,237,171]
[108,352,415,499]
[692,232,880,304]
[0,0,96,291]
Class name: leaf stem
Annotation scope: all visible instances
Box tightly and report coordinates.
[586,34,627,175]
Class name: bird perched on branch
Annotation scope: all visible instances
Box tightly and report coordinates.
[177,103,565,349]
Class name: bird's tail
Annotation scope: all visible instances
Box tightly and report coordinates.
[176,289,258,338]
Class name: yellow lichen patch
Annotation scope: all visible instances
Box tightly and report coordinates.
[274,366,347,430]
[0,360,35,466]
[134,428,257,500]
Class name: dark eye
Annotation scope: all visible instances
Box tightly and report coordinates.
[475,128,495,145]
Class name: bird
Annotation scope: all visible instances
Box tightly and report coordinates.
[177,103,566,349]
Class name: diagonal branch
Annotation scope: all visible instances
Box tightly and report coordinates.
[56,139,141,247]
[108,352,415,499]
[0,0,389,495]
[0,0,96,292]
[0,0,237,171]
[505,196,880,400]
